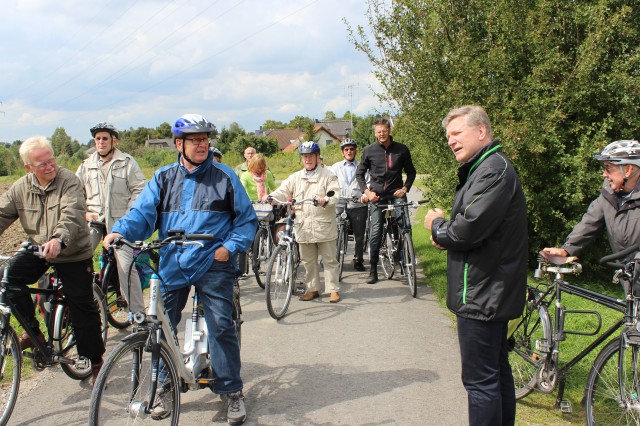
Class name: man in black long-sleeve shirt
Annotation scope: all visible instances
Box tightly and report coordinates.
[356,117,416,284]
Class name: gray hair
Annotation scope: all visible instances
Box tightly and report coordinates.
[19,136,54,165]
[442,105,493,140]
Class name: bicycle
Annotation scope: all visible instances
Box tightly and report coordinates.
[0,241,108,426]
[89,231,242,425]
[375,199,429,297]
[508,247,640,424]
[89,221,133,329]
[251,202,276,289]
[264,192,334,320]
[335,196,361,282]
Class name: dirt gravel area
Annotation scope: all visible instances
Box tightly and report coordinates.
[0,182,28,254]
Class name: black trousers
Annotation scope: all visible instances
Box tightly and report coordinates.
[5,252,105,363]
[457,316,516,426]
[345,206,367,263]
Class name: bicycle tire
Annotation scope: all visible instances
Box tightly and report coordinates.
[380,226,396,280]
[89,332,180,426]
[265,245,294,320]
[507,288,551,399]
[402,232,418,297]
[585,336,640,425]
[233,281,242,348]
[337,225,347,282]
[101,262,130,329]
[0,325,21,426]
[55,284,108,380]
[252,227,270,289]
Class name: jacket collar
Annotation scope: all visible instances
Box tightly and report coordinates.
[177,150,214,175]
[457,140,502,185]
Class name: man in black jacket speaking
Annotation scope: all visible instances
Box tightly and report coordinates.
[424,105,527,426]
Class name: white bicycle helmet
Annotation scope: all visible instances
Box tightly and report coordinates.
[594,140,640,167]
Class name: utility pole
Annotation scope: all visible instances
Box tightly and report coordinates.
[345,83,358,134]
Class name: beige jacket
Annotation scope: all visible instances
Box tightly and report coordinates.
[76,149,146,232]
[269,166,340,243]
[0,168,92,262]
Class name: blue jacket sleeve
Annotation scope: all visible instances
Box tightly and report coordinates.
[111,171,161,242]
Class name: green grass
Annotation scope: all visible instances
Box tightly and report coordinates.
[411,203,627,425]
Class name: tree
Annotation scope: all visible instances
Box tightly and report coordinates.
[324,111,337,120]
[261,120,285,130]
[347,0,640,264]
[287,115,315,130]
[229,134,278,157]
[51,127,73,157]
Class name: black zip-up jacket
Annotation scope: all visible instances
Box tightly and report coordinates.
[356,137,416,197]
[431,141,527,321]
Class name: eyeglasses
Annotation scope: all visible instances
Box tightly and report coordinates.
[343,147,356,152]
[30,158,56,170]
[603,164,618,174]
[184,137,209,146]
[94,136,111,142]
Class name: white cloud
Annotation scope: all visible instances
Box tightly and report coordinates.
[0,0,384,142]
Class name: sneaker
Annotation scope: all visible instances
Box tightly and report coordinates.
[353,260,366,271]
[151,383,173,420]
[223,391,246,425]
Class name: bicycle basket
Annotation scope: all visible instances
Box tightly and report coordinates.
[253,203,274,221]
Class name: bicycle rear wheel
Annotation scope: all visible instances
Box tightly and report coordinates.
[101,262,130,329]
[585,336,640,426]
[55,284,108,380]
[252,227,270,289]
[401,232,417,297]
[265,245,293,320]
[0,325,21,426]
[89,332,180,426]
[233,281,242,348]
[507,288,550,399]
[380,226,396,280]
[337,225,348,282]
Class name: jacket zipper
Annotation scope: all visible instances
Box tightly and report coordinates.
[462,262,468,305]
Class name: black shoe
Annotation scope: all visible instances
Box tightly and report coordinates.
[366,269,378,284]
[353,260,366,272]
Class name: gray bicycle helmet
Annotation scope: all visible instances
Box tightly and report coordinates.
[90,122,119,139]
[172,114,215,136]
[299,141,320,154]
[210,147,222,159]
[594,140,640,167]
[340,138,357,149]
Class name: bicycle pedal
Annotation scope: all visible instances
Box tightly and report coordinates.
[559,400,572,414]
[294,285,305,296]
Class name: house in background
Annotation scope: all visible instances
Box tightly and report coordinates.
[255,128,305,151]
[145,138,175,149]
[313,125,341,148]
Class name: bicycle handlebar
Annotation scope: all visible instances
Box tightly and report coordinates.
[113,233,215,251]
[599,244,640,269]
[377,198,431,209]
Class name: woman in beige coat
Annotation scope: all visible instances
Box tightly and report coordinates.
[268,142,342,302]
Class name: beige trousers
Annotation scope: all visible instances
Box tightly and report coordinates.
[298,240,340,294]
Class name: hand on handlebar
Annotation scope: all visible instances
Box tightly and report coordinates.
[364,189,379,203]
[104,232,123,249]
[542,247,569,258]
[40,238,62,260]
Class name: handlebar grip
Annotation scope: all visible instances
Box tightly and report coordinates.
[599,245,640,266]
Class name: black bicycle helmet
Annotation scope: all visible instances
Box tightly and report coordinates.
[90,122,119,139]
[340,138,357,149]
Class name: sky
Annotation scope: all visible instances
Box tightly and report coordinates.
[0,0,390,144]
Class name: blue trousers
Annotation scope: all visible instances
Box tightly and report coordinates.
[162,259,242,394]
[457,316,516,426]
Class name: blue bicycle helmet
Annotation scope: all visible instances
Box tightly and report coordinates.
[299,141,320,154]
[172,114,215,136]
[90,122,119,139]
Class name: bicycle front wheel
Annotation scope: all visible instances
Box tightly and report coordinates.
[401,232,417,297]
[89,332,181,426]
[102,262,130,329]
[337,225,347,282]
[0,325,21,426]
[233,281,242,348]
[265,245,294,320]
[55,284,108,380]
[380,226,396,280]
[252,227,270,289]
[507,288,550,399]
[585,336,640,426]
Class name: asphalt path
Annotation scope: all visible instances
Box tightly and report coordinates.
[7,188,467,425]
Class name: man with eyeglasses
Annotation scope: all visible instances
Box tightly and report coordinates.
[544,140,640,262]
[0,135,105,384]
[330,139,368,272]
[104,114,256,424]
[77,122,147,315]
[356,117,416,284]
